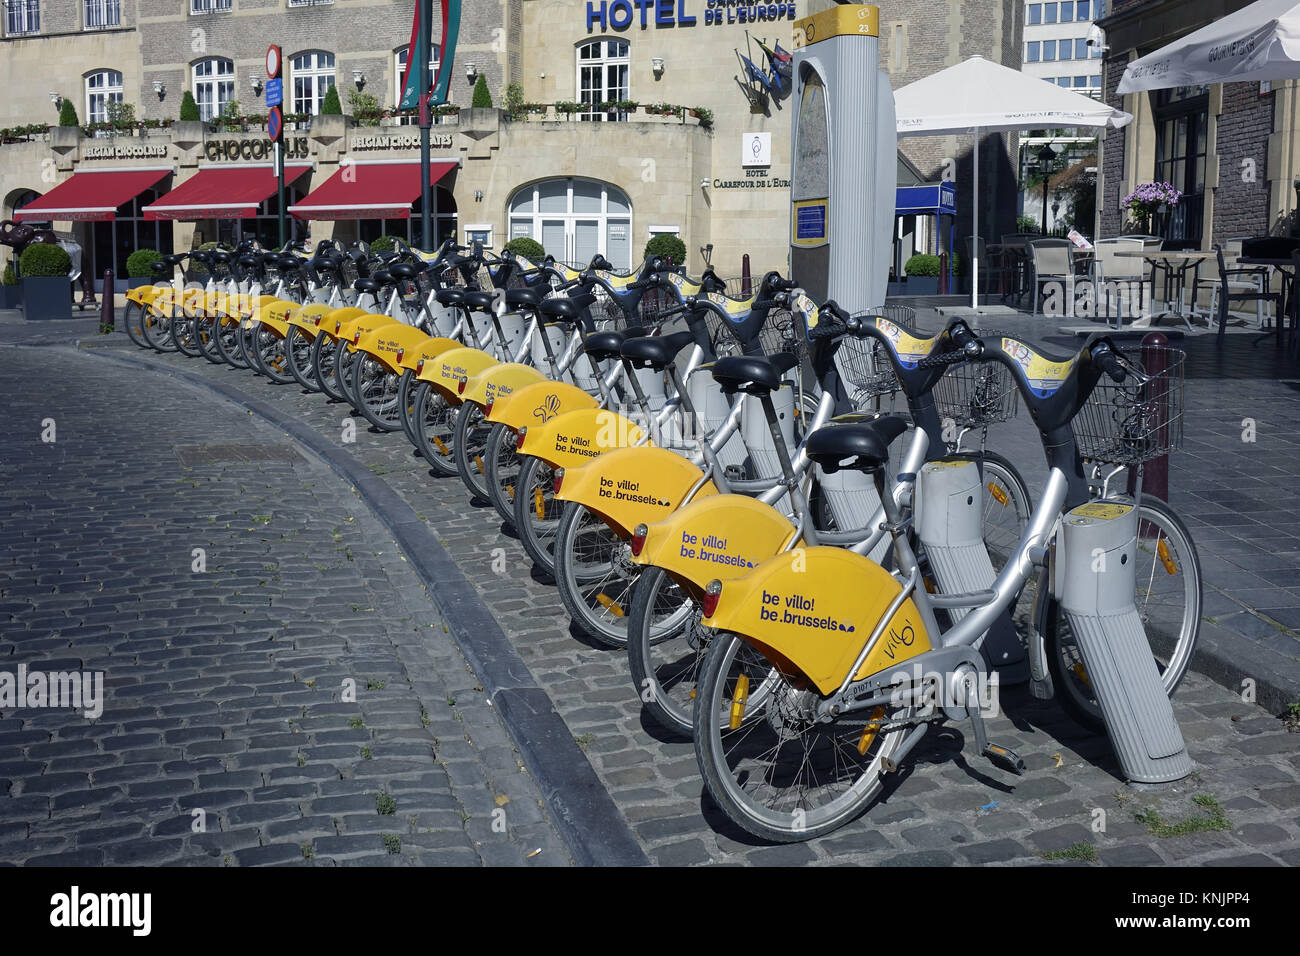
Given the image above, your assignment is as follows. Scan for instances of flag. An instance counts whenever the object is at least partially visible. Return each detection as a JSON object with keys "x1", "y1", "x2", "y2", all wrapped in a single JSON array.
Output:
[
  {"x1": 756, "y1": 38, "x2": 792, "y2": 81},
  {"x1": 399, "y1": 0, "x2": 461, "y2": 110},
  {"x1": 740, "y1": 54, "x2": 775, "y2": 96}
]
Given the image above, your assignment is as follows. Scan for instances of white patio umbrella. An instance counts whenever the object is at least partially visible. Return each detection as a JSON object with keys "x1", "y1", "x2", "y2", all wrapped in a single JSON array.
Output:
[
  {"x1": 1118, "y1": 0, "x2": 1300, "y2": 94},
  {"x1": 894, "y1": 56, "x2": 1133, "y2": 309}
]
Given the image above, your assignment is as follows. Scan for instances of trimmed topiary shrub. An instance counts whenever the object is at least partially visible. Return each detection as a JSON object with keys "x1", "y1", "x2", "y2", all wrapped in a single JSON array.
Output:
[
  {"x1": 19, "y1": 243, "x2": 72, "y2": 278},
  {"x1": 903, "y1": 254, "x2": 940, "y2": 277},
  {"x1": 180, "y1": 91, "x2": 201, "y2": 122},
  {"x1": 471, "y1": 75, "x2": 492, "y2": 109},
  {"x1": 320, "y1": 85, "x2": 342, "y2": 115},
  {"x1": 503, "y1": 237, "x2": 545, "y2": 260},
  {"x1": 368, "y1": 235, "x2": 403, "y2": 253},
  {"x1": 3, "y1": 263, "x2": 16, "y2": 285},
  {"x1": 126, "y1": 248, "x2": 164, "y2": 278},
  {"x1": 644, "y1": 233, "x2": 686, "y2": 266},
  {"x1": 58, "y1": 99, "x2": 79, "y2": 127}
]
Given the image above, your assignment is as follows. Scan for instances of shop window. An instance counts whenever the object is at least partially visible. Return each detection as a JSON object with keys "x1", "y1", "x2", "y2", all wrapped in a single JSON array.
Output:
[
  {"x1": 576, "y1": 39, "x2": 629, "y2": 122},
  {"x1": 85, "y1": 69, "x2": 123, "y2": 124},
  {"x1": 1153, "y1": 86, "x2": 1209, "y2": 246},
  {"x1": 192, "y1": 57, "x2": 234, "y2": 121},
  {"x1": 292, "y1": 50, "x2": 336, "y2": 116}
]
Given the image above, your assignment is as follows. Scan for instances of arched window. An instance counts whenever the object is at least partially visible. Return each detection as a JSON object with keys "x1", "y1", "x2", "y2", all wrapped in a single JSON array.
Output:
[
  {"x1": 576, "y1": 39, "x2": 629, "y2": 122},
  {"x1": 291, "y1": 50, "x2": 336, "y2": 116},
  {"x1": 85, "y1": 69, "x2": 123, "y2": 124},
  {"x1": 192, "y1": 57, "x2": 234, "y2": 121},
  {"x1": 394, "y1": 45, "x2": 443, "y2": 125},
  {"x1": 508, "y1": 178, "x2": 632, "y2": 269}
]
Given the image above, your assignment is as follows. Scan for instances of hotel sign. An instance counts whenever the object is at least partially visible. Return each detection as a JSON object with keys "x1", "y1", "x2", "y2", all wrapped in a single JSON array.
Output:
[{"x1": 585, "y1": 0, "x2": 796, "y2": 30}]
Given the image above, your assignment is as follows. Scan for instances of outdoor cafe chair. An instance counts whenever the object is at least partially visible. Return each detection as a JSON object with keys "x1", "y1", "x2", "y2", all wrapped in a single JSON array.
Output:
[
  {"x1": 1028, "y1": 238, "x2": 1077, "y2": 316},
  {"x1": 1091, "y1": 237, "x2": 1146, "y2": 329},
  {"x1": 1194, "y1": 238, "x2": 1272, "y2": 330},
  {"x1": 1211, "y1": 243, "x2": 1285, "y2": 346},
  {"x1": 965, "y1": 236, "x2": 1013, "y2": 299}
]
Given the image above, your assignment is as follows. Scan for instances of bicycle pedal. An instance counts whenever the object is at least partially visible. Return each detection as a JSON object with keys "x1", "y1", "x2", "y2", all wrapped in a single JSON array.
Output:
[{"x1": 981, "y1": 743, "x2": 1026, "y2": 776}]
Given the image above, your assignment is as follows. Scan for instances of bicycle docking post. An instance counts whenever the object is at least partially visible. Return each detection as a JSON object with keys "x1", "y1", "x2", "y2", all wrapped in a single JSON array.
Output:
[
  {"x1": 1057, "y1": 500, "x2": 1192, "y2": 783},
  {"x1": 916, "y1": 459, "x2": 1026, "y2": 679}
]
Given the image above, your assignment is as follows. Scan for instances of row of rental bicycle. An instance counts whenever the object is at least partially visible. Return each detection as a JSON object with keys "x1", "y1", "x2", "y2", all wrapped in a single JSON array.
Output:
[{"x1": 123, "y1": 236, "x2": 1202, "y2": 843}]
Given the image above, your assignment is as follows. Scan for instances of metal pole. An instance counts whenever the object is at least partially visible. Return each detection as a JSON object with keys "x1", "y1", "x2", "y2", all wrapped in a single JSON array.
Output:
[
  {"x1": 419, "y1": 0, "x2": 433, "y2": 250},
  {"x1": 1127, "y1": 330, "x2": 1169, "y2": 503},
  {"x1": 276, "y1": 141, "x2": 286, "y2": 248}
]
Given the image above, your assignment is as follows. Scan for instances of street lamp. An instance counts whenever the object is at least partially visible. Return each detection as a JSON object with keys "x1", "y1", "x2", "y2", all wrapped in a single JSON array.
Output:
[{"x1": 1036, "y1": 143, "x2": 1061, "y2": 235}]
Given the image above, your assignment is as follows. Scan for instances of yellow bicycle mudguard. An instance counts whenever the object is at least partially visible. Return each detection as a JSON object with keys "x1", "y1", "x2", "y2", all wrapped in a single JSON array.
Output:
[
  {"x1": 414, "y1": 345, "x2": 499, "y2": 402},
  {"x1": 632, "y1": 494, "x2": 795, "y2": 591},
  {"x1": 488, "y1": 379, "x2": 598, "y2": 428},
  {"x1": 400, "y1": 335, "x2": 462, "y2": 372},
  {"x1": 335, "y1": 312, "x2": 397, "y2": 348},
  {"x1": 461, "y1": 363, "x2": 546, "y2": 411},
  {"x1": 556, "y1": 446, "x2": 716, "y2": 539},
  {"x1": 310, "y1": 306, "x2": 367, "y2": 341},
  {"x1": 287, "y1": 302, "x2": 333, "y2": 336},
  {"x1": 354, "y1": 324, "x2": 433, "y2": 375},
  {"x1": 517, "y1": 406, "x2": 645, "y2": 468},
  {"x1": 255, "y1": 299, "x2": 296, "y2": 337},
  {"x1": 702, "y1": 547, "x2": 931, "y2": 696}
]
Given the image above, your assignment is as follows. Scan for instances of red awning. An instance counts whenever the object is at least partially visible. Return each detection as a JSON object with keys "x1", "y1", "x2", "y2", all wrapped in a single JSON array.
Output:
[
  {"x1": 288, "y1": 160, "x2": 458, "y2": 221},
  {"x1": 14, "y1": 167, "x2": 173, "y2": 222},
  {"x1": 143, "y1": 164, "x2": 313, "y2": 221}
]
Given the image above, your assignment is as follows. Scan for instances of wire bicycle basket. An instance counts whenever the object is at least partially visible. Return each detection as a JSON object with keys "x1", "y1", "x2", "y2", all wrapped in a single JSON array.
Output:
[
  {"x1": 933, "y1": 343, "x2": 1020, "y2": 428},
  {"x1": 1072, "y1": 345, "x2": 1185, "y2": 466},
  {"x1": 833, "y1": 305, "x2": 920, "y2": 406}
]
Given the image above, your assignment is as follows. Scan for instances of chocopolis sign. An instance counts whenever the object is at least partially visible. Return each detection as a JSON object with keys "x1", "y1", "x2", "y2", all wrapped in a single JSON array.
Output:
[
  {"x1": 586, "y1": 0, "x2": 796, "y2": 30},
  {"x1": 204, "y1": 137, "x2": 310, "y2": 161}
]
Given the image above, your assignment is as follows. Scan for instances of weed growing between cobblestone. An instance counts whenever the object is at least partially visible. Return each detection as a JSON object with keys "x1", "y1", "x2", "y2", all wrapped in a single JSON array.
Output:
[
  {"x1": 1284, "y1": 702, "x2": 1300, "y2": 733},
  {"x1": 348, "y1": 716, "x2": 365, "y2": 729},
  {"x1": 1136, "y1": 794, "x2": 1231, "y2": 837},
  {"x1": 382, "y1": 833, "x2": 401, "y2": 854},
  {"x1": 301, "y1": 844, "x2": 314, "y2": 860},
  {"x1": 297, "y1": 752, "x2": 306, "y2": 767},
  {"x1": 366, "y1": 678, "x2": 386, "y2": 690},
  {"x1": 574, "y1": 733, "x2": 595, "y2": 751},
  {"x1": 376, "y1": 792, "x2": 397, "y2": 815},
  {"x1": 421, "y1": 707, "x2": 431, "y2": 728},
  {"x1": 361, "y1": 746, "x2": 373, "y2": 760},
  {"x1": 1041, "y1": 843, "x2": 1097, "y2": 862}
]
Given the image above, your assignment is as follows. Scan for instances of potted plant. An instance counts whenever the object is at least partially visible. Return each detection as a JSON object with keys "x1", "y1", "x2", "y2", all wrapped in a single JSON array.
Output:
[
  {"x1": 902, "y1": 253, "x2": 942, "y2": 295},
  {"x1": 348, "y1": 90, "x2": 383, "y2": 127},
  {"x1": 644, "y1": 233, "x2": 687, "y2": 268},
  {"x1": 521, "y1": 103, "x2": 549, "y2": 120},
  {"x1": 554, "y1": 101, "x2": 582, "y2": 119},
  {"x1": 691, "y1": 105, "x2": 713, "y2": 129},
  {"x1": 1122, "y1": 181, "x2": 1181, "y2": 234},
  {"x1": 126, "y1": 249, "x2": 164, "y2": 290},
  {"x1": 615, "y1": 99, "x2": 639, "y2": 114},
  {"x1": 107, "y1": 100, "x2": 137, "y2": 136},
  {"x1": 19, "y1": 242, "x2": 73, "y2": 321},
  {"x1": 0, "y1": 261, "x2": 20, "y2": 309},
  {"x1": 503, "y1": 236, "x2": 545, "y2": 260},
  {"x1": 52, "y1": 99, "x2": 82, "y2": 151}
]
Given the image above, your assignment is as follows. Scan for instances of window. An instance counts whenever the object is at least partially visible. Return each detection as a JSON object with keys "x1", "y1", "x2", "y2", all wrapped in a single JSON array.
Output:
[
  {"x1": 1028, "y1": 3, "x2": 1041, "y2": 25},
  {"x1": 394, "y1": 45, "x2": 442, "y2": 123},
  {"x1": 1075, "y1": 38, "x2": 1089, "y2": 58},
  {"x1": 1090, "y1": 42, "x2": 1103, "y2": 58},
  {"x1": 5, "y1": 0, "x2": 39, "y2": 35},
  {"x1": 1026, "y1": 41, "x2": 1040, "y2": 62},
  {"x1": 191, "y1": 0, "x2": 231, "y2": 13},
  {"x1": 85, "y1": 70, "x2": 123, "y2": 124},
  {"x1": 1074, "y1": 76, "x2": 1088, "y2": 87},
  {"x1": 509, "y1": 178, "x2": 633, "y2": 269},
  {"x1": 1061, "y1": 2, "x2": 1073, "y2": 21},
  {"x1": 1154, "y1": 86, "x2": 1209, "y2": 245},
  {"x1": 192, "y1": 57, "x2": 234, "y2": 121},
  {"x1": 1076, "y1": 0, "x2": 1090, "y2": 19},
  {"x1": 1059, "y1": 41, "x2": 1072, "y2": 60},
  {"x1": 576, "y1": 39, "x2": 629, "y2": 122},
  {"x1": 1044, "y1": 2, "x2": 1057, "y2": 23},
  {"x1": 1057, "y1": 77, "x2": 1072, "y2": 87},
  {"x1": 291, "y1": 50, "x2": 336, "y2": 116},
  {"x1": 1089, "y1": 75, "x2": 1101, "y2": 87},
  {"x1": 83, "y1": 0, "x2": 119, "y2": 28},
  {"x1": 1043, "y1": 39, "x2": 1057, "y2": 61}
]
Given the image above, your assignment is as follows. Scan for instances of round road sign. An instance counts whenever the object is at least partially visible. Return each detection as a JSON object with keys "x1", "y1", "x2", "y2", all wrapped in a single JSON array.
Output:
[{"x1": 267, "y1": 106, "x2": 282, "y2": 141}]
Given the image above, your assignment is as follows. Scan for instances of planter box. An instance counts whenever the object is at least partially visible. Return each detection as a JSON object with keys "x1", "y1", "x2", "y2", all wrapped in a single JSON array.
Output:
[
  {"x1": 170, "y1": 120, "x2": 206, "y2": 151},
  {"x1": 902, "y1": 277, "x2": 939, "y2": 295},
  {"x1": 127, "y1": 276, "x2": 157, "y2": 290},
  {"x1": 50, "y1": 126, "x2": 81, "y2": 154},
  {"x1": 21, "y1": 276, "x2": 73, "y2": 321},
  {"x1": 0, "y1": 284, "x2": 21, "y2": 309},
  {"x1": 886, "y1": 281, "x2": 907, "y2": 298}
]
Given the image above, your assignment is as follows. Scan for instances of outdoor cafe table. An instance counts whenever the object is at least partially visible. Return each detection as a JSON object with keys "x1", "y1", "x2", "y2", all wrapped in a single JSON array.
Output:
[{"x1": 1115, "y1": 249, "x2": 1218, "y2": 331}]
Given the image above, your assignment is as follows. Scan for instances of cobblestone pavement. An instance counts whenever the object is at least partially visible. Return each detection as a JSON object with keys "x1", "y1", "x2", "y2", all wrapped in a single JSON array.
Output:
[
  {"x1": 48, "y1": 315, "x2": 1298, "y2": 867},
  {"x1": 0, "y1": 341, "x2": 570, "y2": 867}
]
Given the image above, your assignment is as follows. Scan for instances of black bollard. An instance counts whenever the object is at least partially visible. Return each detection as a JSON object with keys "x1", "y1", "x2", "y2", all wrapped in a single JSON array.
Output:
[
  {"x1": 1127, "y1": 330, "x2": 1169, "y2": 503},
  {"x1": 741, "y1": 253, "x2": 752, "y2": 297},
  {"x1": 98, "y1": 269, "x2": 114, "y2": 334},
  {"x1": 938, "y1": 252, "x2": 949, "y2": 295}
]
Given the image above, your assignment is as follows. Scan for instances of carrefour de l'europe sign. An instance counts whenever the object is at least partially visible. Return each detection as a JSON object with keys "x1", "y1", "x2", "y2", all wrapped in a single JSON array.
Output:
[{"x1": 585, "y1": 0, "x2": 797, "y2": 30}]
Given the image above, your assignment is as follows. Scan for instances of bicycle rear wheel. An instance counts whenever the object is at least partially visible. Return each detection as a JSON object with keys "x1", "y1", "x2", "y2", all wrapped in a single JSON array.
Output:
[
  {"x1": 313, "y1": 336, "x2": 345, "y2": 400},
  {"x1": 554, "y1": 502, "x2": 641, "y2": 647},
  {"x1": 255, "y1": 326, "x2": 295, "y2": 384},
  {"x1": 694, "y1": 632, "x2": 912, "y2": 843},
  {"x1": 411, "y1": 381, "x2": 459, "y2": 477},
  {"x1": 454, "y1": 402, "x2": 494, "y2": 503},
  {"x1": 626, "y1": 566, "x2": 706, "y2": 736},
  {"x1": 287, "y1": 326, "x2": 319, "y2": 389},
  {"x1": 355, "y1": 355, "x2": 403, "y2": 431},
  {"x1": 1046, "y1": 494, "x2": 1201, "y2": 733},
  {"x1": 216, "y1": 317, "x2": 248, "y2": 368},
  {"x1": 123, "y1": 301, "x2": 149, "y2": 349},
  {"x1": 512, "y1": 454, "x2": 562, "y2": 577},
  {"x1": 484, "y1": 423, "x2": 522, "y2": 525},
  {"x1": 142, "y1": 305, "x2": 177, "y2": 352},
  {"x1": 171, "y1": 311, "x2": 203, "y2": 358}
]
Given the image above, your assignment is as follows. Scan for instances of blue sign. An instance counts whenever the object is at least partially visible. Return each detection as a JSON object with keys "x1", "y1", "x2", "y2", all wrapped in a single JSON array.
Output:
[
  {"x1": 265, "y1": 77, "x2": 283, "y2": 108},
  {"x1": 796, "y1": 203, "x2": 826, "y2": 241},
  {"x1": 895, "y1": 183, "x2": 957, "y2": 216},
  {"x1": 267, "y1": 107, "x2": 282, "y2": 142}
]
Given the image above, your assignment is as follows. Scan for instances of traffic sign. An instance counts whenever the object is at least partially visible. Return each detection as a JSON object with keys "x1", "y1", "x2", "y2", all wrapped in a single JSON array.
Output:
[
  {"x1": 266, "y1": 44, "x2": 281, "y2": 79},
  {"x1": 265, "y1": 77, "x2": 282, "y2": 108},
  {"x1": 267, "y1": 106, "x2": 282, "y2": 142}
]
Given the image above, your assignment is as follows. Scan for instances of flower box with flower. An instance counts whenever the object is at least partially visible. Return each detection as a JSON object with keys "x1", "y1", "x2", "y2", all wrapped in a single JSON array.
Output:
[{"x1": 1122, "y1": 181, "x2": 1182, "y2": 230}]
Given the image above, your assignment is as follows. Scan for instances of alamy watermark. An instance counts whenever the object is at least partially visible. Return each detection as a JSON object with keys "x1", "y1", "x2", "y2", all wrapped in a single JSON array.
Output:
[{"x1": 0, "y1": 664, "x2": 104, "y2": 719}]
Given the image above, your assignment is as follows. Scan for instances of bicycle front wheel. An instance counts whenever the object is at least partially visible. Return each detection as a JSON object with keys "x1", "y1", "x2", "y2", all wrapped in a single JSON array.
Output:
[
  {"x1": 255, "y1": 326, "x2": 294, "y2": 384},
  {"x1": 287, "y1": 326, "x2": 319, "y2": 389},
  {"x1": 411, "y1": 381, "x2": 459, "y2": 477},
  {"x1": 454, "y1": 401, "x2": 494, "y2": 503},
  {"x1": 554, "y1": 502, "x2": 640, "y2": 648},
  {"x1": 355, "y1": 355, "x2": 403, "y2": 431},
  {"x1": 1046, "y1": 494, "x2": 1202, "y2": 733},
  {"x1": 512, "y1": 454, "x2": 562, "y2": 577},
  {"x1": 123, "y1": 301, "x2": 149, "y2": 349},
  {"x1": 694, "y1": 632, "x2": 911, "y2": 843},
  {"x1": 484, "y1": 423, "x2": 521, "y2": 525},
  {"x1": 142, "y1": 306, "x2": 177, "y2": 352}
]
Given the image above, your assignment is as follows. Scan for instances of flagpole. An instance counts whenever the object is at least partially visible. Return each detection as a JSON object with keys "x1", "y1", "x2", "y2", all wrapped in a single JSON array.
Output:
[{"x1": 419, "y1": 0, "x2": 433, "y2": 250}]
